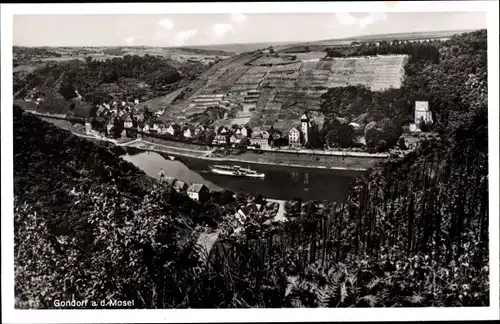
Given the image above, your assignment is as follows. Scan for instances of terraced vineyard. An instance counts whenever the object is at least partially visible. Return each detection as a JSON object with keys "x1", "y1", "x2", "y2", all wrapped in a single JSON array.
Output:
[{"x1": 172, "y1": 52, "x2": 408, "y2": 130}]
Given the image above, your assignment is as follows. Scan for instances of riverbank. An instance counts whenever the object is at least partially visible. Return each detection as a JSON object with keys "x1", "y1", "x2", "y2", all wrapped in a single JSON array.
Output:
[
  {"x1": 123, "y1": 139, "x2": 379, "y2": 171},
  {"x1": 69, "y1": 131, "x2": 386, "y2": 171},
  {"x1": 29, "y1": 111, "x2": 388, "y2": 171}
]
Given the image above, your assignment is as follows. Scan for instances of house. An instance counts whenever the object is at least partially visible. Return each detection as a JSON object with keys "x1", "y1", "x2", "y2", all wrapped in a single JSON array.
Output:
[
  {"x1": 183, "y1": 125, "x2": 195, "y2": 138},
  {"x1": 260, "y1": 130, "x2": 270, "y2": 140},
  {"x1": 173, "y1": 180, "x2": 188, "y2": 192},
  {"x1": 134, "y1": 99, "x2": 139, "y2": 104},
  {"x1": 158, "y1": 123, "x2": 168, "y2": 135},
  {"x1": 166, "y1": 123, "x2": 180, "y2": 136},
  {"x1": 414, "y1": 101, "x2": 433, "y2": 124},
  {"x1": 85, "y1": 117, "x2": 95, "y2": 135},
  {"x1": 217, "y1": 126, "x2": 229, "y2": 135},
  {"x1": 152, "y1": 121, "x2": 165, "y2": 133},
  {"x1": 187, "y1": 183, "x2": 210, "y2": 202},
  {"x1": 213, "y1": 134, "x2": 229, "y2": 145},
  {"x1": 230, "y1": 134, "x2": 242, "y2": 144},
  {"x1": 269, "y1": 130, "x2": 283, "y2": 147},
  {"x1": 96, "y1": 105, "x2": 106, "y2": 116},
  {"x1": 120, "y1": 129, "x2": 128, "y2": 139},
  {"x1": 164, "y1": 176, "x2": 177, "y2": 186},
  {"x1": 155, "y1": 109, "x2": 165, "y2": 117},
  {"x1": 237, "y1": 203, "x2": 263, "y2": 219},
  {"x1": 250, "y1": 134, "x2": 269, "y2": 149},
  {"x1": 135, "y1": 112, "x2": 145, "y2": 122},
  {"x1": 123, "y1": 114, "x2": 134, "y2": 129},
  {"x1": 271, "y1": 131, "x2": 282, "y2": 141},
  {"x1": 195, "y1": 124, "x2": 205, "y2": 136},
  {"x1": 411, "y1": 101, "x2": 433, "y2": 133},
  {"x1": 288, "y1": 127, "x2": 302, "y2": 148}
]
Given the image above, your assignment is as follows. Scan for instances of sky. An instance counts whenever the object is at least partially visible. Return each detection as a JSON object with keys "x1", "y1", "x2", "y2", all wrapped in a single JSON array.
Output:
[{"x1": 13, "y1": 12, "x2": 487, "y2": 47}]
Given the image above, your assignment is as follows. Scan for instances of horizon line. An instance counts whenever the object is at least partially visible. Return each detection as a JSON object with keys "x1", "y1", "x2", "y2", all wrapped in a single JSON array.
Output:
[{"x1": 12, "y1": 28, "x2": 482, "y2": 49}]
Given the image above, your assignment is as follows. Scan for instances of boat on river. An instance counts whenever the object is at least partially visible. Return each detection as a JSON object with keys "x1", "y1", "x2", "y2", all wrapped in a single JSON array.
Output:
[{"x1": 209, "y1": 165, "x2": 265, "y2": 179}]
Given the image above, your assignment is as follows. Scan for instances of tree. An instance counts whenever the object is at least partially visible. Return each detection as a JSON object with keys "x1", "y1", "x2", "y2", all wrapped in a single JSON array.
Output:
[
  {"x1": 419, "y1": 118, "x2": 430, "y2": 132},
  {"x1": 398, "y1": 137, "x2": 407, "y2": 150},
  {"x1": 239, "y1": 136, "x2": 251, "y2": 147},
  {"x1": 204, "y1": 130, "x2": 216, "y2": 144},
  {"x1": 143, "y1": 105, "x2": 153, "y2": 120},
  {"x1": 325, "y1": 123, "x2": 354, "y2": 148},
  {"x1": 364, "y1": 122, "x2": 382, "y2": 148},
  {"x1": 326, "y1": 48, "x2": 345, "y2": 58}
]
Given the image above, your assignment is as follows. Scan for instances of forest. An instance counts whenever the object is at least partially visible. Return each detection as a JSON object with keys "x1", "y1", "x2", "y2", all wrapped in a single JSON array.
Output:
[
  {"x1": 13, "y1": 54, "x2": 207, "y2": 114},
  {"x1": 319, "y1": 30, "x2": 487, "y2": 149},
  {"x1": 14, "y1": 30, "x2": 488, "y2": 308}
]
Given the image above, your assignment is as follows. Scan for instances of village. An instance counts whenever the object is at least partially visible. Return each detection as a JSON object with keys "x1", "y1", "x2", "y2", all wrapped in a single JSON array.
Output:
[
  {"x1": 84, "y1": 97, "x2": 434, "y2": 153},
  {"x1": 158, "y1": 173, "x2": 286, "y2": 231},
  {"x1": 83, "y1": 98, "x2": 332, "y2": 150}
]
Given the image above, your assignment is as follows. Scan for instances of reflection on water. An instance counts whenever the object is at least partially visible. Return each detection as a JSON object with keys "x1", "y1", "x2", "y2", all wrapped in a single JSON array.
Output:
[
  {"x1": 121, "y1": 150, "x2": 221, "y2": 191},
  {"x1": 121, "y1": 147, "x2": 364, "y2": 201}
]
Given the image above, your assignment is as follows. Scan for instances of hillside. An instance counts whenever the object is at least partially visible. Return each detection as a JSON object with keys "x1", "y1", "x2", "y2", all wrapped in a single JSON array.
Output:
[
  {"x1": 13, "y1": 54, "x2": 208, "y2": 117},
  {"x1": 162, "y1": 29, "x2": 485, "y2": 134},
  {"x1": 13, "y1": 106, "x2": 239, "y2": 308},
  {"x1": 170, "y1": 52, "x2": 407, "y2": 130},
  {"x1": 13, "y1": 28, "x2": 489, "y2": 306}
]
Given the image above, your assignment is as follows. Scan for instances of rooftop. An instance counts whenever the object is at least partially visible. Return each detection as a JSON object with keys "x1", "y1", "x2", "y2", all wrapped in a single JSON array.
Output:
[
  {"x1": 173, "y1": 180, "x2": 187, "y2": 190},
  {"x1": 187, "y1": 183, "x2": 208, "y2": 193}
]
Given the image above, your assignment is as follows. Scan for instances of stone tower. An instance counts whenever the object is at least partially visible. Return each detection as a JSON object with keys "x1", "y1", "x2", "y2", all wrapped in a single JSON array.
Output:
[{"x1": 300, "y1": 113, "x2": 310, "y2": 145}]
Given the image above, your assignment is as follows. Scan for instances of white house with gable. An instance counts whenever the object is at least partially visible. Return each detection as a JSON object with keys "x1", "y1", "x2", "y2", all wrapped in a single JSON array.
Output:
[
  {"x1": 414, "y1": 101, "x2": 433, "y2": 124},
  {"x1": 410, "y1": 101, "x2": 433, "y2": 132}
]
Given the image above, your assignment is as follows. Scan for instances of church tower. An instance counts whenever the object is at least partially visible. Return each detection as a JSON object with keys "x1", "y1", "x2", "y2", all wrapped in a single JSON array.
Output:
[{"x1": 300, "y1": 113, "x2": 310, "y2": 145}]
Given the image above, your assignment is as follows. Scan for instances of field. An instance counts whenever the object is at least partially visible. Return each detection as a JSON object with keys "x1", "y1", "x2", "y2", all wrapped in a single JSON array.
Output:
[
  {"x1": 167, "y1": 50, "x2": 407, "y2": 130},
  {"x1": 15, "y1": 46, "x2": 231, "y2": 68}
]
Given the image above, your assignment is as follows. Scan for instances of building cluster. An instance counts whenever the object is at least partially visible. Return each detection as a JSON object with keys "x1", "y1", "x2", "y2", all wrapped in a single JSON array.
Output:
[
  {"x1": 287, "y1": 112, "x2": 316, "y2": 148},
  {"x1": 85, "y1": 100, "x2": 211, "y2": 140},
  {"x1": 84, "y1": 96, "x2": 318, "y2": 150},
  {"x1": 22, "y1": 88, "x2": 44, "y2": 104},
  {"x1": 163, "y1": 177, "x2": 211, "y2": 203},
  {"x1": 213, "y1": 112, "x2": 317, "y2": 150}
]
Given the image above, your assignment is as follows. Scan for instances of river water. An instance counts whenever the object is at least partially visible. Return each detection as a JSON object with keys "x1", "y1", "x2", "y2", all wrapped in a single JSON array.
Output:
[{"x1": 121, "y1": 148, "x2": 364, "y2": 201}]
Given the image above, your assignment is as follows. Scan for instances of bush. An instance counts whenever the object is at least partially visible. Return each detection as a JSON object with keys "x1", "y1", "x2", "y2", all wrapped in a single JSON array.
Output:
[
  {"x1": 419, "y1": 119, "x2": 431, "y2": 132},
  {"x1": 376, "y1": 140, "x2": 388, "y2": 152}
]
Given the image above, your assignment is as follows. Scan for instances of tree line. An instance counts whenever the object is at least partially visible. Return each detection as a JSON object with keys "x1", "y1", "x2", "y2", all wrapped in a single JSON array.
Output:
[{"x1": 14, "y1": 54, "x2": 207, "y2": 106}]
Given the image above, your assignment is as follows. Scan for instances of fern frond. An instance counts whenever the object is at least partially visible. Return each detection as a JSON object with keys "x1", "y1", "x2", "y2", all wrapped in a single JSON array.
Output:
[
  {"x1": 366, "y1": 277, "x2": 381, "y2": 291},
  {"x1": 291, "y1": 298, "x2": 303, "y2": 308},
  {"x1": 360, "y1": 294, "x2": 379, "y2": 307},
  {"x1": 406, "y1": 294, "x2": 425, "y2": 305},
  {"x1": 315, "y1": 286, "x2": 331, "y2": 308},
  {"x1": 285, "y1": 276, "x2": 300, "y2": 297},
  {"x1": 340, "y1": 282, "x2": 348, "y2": 304}
]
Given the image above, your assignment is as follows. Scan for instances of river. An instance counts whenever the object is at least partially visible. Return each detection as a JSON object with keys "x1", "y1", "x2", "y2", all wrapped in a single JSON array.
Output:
[{"x1": 121, "y1": 148, "x2": 364, "y2": 201}]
